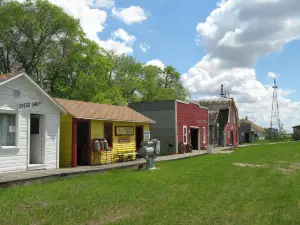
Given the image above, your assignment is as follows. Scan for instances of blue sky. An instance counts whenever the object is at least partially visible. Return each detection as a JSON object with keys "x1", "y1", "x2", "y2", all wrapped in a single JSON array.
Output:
[
  {"x1": 255, "y1": 40, "x2": 300, "y2": 101},
  {"x1": 99, "y1": 0, "x2": 300, "y2": 102},
  {"x1": 40, "y1": 0, "x2": 300, "y2": 129},
  {"x1": 100, "y1": 0, "x2": 215, "y2": 73}
]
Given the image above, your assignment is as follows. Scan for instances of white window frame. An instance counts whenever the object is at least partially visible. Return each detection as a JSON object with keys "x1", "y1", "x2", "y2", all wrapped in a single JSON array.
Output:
[
  {"x1": 228, "y1": 109, "x2": 231, "y2": 123},
  {"x1": 183, "y1": 125, "x2": 187, "y2": 144},
  {"x1": 203, "y1": 127, "x2": 206, "y2": 144},
  {"x1": 0, "y1": 109, "x2": 19, "y2": 149}
]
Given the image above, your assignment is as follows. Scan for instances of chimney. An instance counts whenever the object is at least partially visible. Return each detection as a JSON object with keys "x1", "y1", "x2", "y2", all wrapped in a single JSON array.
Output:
[{"x1": 220, "y1": 84, "x2": 225, "y2": 98}]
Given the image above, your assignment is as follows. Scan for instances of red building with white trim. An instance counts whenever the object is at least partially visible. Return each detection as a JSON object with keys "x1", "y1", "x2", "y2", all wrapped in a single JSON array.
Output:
[
  {"x1": 129, "y1": 100, "x2": 209, "y2": 155},
  {"x1": 176, "y1": 101, "x2": 209, "y2": 151}
]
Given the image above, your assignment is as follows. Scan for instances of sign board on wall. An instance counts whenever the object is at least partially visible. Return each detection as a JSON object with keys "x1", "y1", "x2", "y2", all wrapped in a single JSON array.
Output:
[
  {"x1": 118, "y1": 137, "x2": 131, "y2": 143},
  {"x1": 196, "y1": 120, "x2": 207, "y2": 123},
  {"x1": 18, "y1": 101, "x2": 42, "y2": 110},
  {"x1": 115, "y1": 126, "x2": 134, "y2": 136},
  {"x1": 144, "y1": 131, "x2": 151, "y2": 141}
]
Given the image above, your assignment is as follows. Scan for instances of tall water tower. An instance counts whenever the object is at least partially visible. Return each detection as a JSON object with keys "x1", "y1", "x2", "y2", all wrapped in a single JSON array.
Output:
[{"x1": 270, "y1": 79, "x2": 281, "y2": 139}]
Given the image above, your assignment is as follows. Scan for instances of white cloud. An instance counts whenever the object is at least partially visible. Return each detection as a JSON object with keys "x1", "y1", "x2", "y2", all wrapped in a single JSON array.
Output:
[
  {"x1": 99, "y1": 39, "x2": 134, "y2": 55},
  {"x1": 100, "y1": 29, "x2": 136, "y2": 55},
  {"x1": 146, "y1": 59, "x2": 165, "y2": 70},
  {"x1": 112, "y1": 6, "x2": 147, "y2": 24},
  {"x1": 183, "y1": 0, "x2": 300, "y2": 131},
  {"x1": 43, "y1": 0, "x2": 107, "y2": 43},
  {"x1": 268, "y1": 72, "x2": 280, "y2": 79},
  {"x1": 111, "y1": 28, "x2": 136, "y2": 44},
  {"x1": 87, "y1": 0, "x2": 115, "y2": 9},
  {"x1": 14, "y1": 0, "x2": 139, "y2": 55},
  {"x1": 140, "y1": 43, "x2": 150, "y2": 53}
]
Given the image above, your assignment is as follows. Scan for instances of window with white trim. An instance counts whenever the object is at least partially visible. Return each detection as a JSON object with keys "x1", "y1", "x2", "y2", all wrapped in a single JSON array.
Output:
[
  {"x1": 203, "y1": 127, "x2": 206, "y2": 144},
  {"x1": 228, "y1": 109, "x2": 231, "y2": 123},
  {"x1": 0, "y1": 114, "x2": 16, "y2": 146},
  {"x1": 183, "y1": 126, "x2": 187, "y2": 144}
]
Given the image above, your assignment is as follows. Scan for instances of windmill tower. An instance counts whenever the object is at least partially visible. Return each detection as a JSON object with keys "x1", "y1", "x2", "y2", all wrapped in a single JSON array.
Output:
[{"x1": 270, "y1": 79, "x2": 281, "y2": 139}]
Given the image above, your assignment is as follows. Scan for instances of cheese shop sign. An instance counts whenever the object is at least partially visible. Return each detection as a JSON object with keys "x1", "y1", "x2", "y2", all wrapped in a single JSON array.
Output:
[{"x1": 19, "y1": 101, "x2": 42, "y2": 109}]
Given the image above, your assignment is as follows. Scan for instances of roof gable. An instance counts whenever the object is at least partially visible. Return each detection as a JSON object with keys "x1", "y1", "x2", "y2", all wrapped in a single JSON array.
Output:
[
  {"x1": 0, "y1": 72, "x2": 24, "y2": 85},
  {"x1": 0, "y1": 72, "x2": 66, "y2": 113}
]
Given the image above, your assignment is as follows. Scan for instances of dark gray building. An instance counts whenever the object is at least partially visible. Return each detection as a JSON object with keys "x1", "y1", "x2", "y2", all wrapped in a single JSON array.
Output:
[
  {"x1": 293, "y1": 125, "x2": 300, "y2": 141},
  {"x1": 129, "y1": 101, "x2": 177, "y2": 155}
]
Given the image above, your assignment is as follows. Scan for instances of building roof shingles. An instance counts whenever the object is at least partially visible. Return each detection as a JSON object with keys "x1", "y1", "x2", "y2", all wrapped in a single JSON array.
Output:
[
  {"x1": 194, "y1": 99, "x2": 231, "y2": 111},
  {"x1": 0, "y1": 72, "x2": 22, "y2": 82},
  {"x1": 240, "y1": 119, "x2": 265, "y2": 132},
  {"x1": 56, "y1": 98, "x2": 155, "y2": 123}
]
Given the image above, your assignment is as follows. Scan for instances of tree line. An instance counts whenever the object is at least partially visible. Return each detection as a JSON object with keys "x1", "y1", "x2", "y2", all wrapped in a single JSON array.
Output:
[{"x1": 0, "y1": 0, "x2": 190, "y2": 105}]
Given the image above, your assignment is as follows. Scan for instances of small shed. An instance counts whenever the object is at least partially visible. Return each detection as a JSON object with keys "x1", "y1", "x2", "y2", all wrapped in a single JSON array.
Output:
[
  {"x1": 293, "y1": 125, "x2": 300, "y2": 141},
  {"x1": 239, "y1": 118, "x2": 266, "y2": 143},
  {"x1": 0, "y1": 72, "x2": 66, "y2": 173},
  {"x1": 56, "y1": 99, "x2": 155, "y2": 168},
  {"x1": 129, "y1": 100, "x2": 209, "y2": 155}
]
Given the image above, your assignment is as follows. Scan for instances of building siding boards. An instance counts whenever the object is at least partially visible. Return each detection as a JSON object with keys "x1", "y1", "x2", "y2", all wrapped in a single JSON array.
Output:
[
  {"x1": 59, "y1": 116, "x2": 150, "y2": 167},
  {"x1": 129, "y1": 101, "x2": 176, "y2": 155},
  {"x1": 225, "y1": 102, "x2": 239, "y2": 146},
  {"x1": 176, "y1": 102, "x2": 209, "y2": 150},
  {"x1": 129, "y1": 100, "x2": 209, "y2": 154},
  {"x1": 0, "y1": 75, "x2": 61, "y2": 173},
  {"x1": 196, "y1": 99, "x2": 239, "y2": 147},
  {"x1": 91, "y1": 121, "x2": 149, "y2": 164},
  {"x1": 59, "y1": 114, "x2": 73, "y2": 168}
]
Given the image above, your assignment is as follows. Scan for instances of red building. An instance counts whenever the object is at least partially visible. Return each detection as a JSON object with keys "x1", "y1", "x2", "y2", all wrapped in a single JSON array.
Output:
[
  {"x1": 177, "y1": 101, "x2": 209, "y2": 151},
  {"x1": 129, "y1": 100, "x2": 209, "y2": 155},
  {"x1": 196, "y1": 98, "x2": 239, "y2": 147},
  {"x1": 225, "y1": 99, "x2": 239, "y2": 146}
]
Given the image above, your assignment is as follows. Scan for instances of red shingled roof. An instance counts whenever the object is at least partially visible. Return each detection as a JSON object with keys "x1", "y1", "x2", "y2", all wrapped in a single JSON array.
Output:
[{"x1": 56, "y1": 98, "x2": 155, "y2": 123}]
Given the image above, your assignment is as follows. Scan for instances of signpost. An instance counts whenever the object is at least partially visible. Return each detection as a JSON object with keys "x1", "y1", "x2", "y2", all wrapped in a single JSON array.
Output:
[
  {"x1": 144, "y1": 131, "x2": 151, "y2": 141},
  {"x1": 118, "y1": 137, "x2": 131, "y2": 143},
  {"x1": 115, "y1": 126, "x2": 134, "y2": 136}
]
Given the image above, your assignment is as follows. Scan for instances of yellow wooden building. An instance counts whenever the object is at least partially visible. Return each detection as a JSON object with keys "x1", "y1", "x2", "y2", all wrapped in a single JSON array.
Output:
[{"x1": 56, "y1": 98, "x2": 155, "y2": 168}]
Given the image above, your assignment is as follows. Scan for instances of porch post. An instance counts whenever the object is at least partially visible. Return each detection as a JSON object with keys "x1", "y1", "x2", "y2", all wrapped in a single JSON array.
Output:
[{"x1": 72, "y1": 118, "x2": 78, "y2": 167}]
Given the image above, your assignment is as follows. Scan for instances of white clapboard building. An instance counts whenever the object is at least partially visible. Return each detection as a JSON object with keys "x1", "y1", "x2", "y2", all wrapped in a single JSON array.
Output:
[{"x1": 0, "y1": 72, "x2": 66, "y2": 173}]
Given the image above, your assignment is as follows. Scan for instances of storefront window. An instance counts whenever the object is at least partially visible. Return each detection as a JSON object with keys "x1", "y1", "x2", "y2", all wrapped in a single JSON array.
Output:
[
  {"x1": 203, "y1": 127, "x2": 206, "y2": 144},
  {"x1": 104, "y1": 123, "x2": 113, "y2": 147},
  {"x1": 0, "y1": 114, "x2": 16, "y2": 146}
]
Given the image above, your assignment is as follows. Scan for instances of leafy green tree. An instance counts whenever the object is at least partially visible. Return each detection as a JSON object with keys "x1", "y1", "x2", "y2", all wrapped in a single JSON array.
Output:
[
  {"x1": 0, "y1": 0, "x2": 84, "y2": 87},
  {"x1": 0, "y1": 0, "x2": 190, "y2": 105},
  {"x1": 138, "y1": 65, "x2": 190, "y2": 102},
  {"x1": 280, "y1": 122, "x2": 288, "y2": 138}
]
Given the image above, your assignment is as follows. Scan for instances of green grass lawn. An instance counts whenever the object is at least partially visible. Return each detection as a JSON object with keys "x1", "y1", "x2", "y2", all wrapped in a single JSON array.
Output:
[
  {"x1": 1, "y1": 143, "x2": 300, "y2": 225},
  {"x1": 244, "y1": 137, "x2": 294, "y2": 145}
]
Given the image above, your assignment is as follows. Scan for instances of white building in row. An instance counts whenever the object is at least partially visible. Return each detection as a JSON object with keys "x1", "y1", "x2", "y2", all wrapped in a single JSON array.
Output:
[{"x1": 0, "y1": 72, "x2": 66, "y2": 173}]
